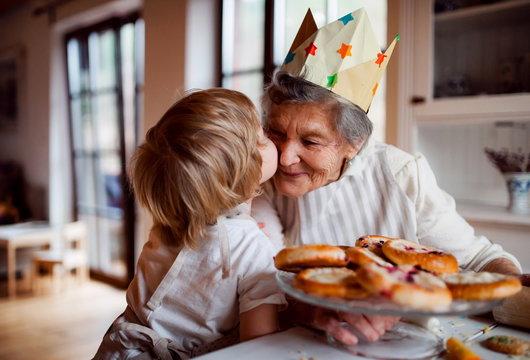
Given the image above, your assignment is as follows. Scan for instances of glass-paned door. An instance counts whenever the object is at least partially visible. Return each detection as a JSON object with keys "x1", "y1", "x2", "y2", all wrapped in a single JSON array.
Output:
[{"x1": 65, "y1": 14, "x2": 144, "y2": 287}]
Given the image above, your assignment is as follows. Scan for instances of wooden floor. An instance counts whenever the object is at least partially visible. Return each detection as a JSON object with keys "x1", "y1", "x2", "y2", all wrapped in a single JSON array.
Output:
[{"x1": 0, "y1": 280, "x2": 126, "y2": 360}]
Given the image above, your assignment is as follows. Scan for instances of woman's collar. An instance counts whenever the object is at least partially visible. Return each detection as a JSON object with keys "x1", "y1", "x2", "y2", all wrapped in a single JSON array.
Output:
[{"x1": 357, "y1": 136, "x2": 375, "y2": 159}]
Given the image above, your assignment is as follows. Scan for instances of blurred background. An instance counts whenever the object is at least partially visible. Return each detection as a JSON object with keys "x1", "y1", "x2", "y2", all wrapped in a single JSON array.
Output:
[{"x1": 0, "y1": 0, "x2": 528, "y2": 358}]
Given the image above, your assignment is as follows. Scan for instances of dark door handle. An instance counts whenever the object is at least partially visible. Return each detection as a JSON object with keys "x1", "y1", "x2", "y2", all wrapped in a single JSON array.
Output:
[{"x1": 411, "y1": 96, "x2": 426, "y2": 104}]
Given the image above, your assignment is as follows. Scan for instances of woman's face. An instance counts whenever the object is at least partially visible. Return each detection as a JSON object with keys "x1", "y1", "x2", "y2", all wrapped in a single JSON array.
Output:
[{"x1": 267, "y1": 103, "x2": 359, "y2": 197}]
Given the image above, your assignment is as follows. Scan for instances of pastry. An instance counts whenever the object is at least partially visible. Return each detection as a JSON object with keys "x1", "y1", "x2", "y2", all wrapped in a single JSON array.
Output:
[
  {"x1": 382, "y1": 238, "x2": 458, "y2": 274},
  {"x1": 446, "y1": 337, "x2": 481, "y2": 360},
  {"x1": 345, "y1": 246, "x2": 393, "y2": 267},
  {"x1": 293, "y1": 267, "x2": 370, "y2": 299},
  {"x1": 274, "y1": 244, "x2": 348, "y2": 272},
  {"x1": 441, "y1": 271, "x2": 522, "y2": 300},
  {"x1": 355, "y1": 235, "x2": 393, "y2": 257},
  {"x1": 356, "y1": 262, "x2": 452, "y2": 310},
  {"x1": 483, "y1": 335, "x2": 529, "y2": 355}
]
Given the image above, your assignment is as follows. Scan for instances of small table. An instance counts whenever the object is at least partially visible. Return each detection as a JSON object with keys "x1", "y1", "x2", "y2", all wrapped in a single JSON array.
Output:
[{"x1": 0, "y1": 222, "x2": 55, "y2": 299}]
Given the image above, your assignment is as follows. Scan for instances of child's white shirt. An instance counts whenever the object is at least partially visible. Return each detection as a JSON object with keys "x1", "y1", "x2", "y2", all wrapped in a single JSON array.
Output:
[{"x1": 93, "y1": 203, "x2": 286, "y2": 359}]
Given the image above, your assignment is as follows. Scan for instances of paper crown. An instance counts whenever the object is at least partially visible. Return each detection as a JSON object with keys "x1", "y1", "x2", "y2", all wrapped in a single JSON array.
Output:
[{"x1": 281, "y1": 8, "x2": 399, "y2": 112}]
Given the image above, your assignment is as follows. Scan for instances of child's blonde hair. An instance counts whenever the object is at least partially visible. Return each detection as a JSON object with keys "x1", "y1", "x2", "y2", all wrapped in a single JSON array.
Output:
[{"x1": 129, "y1": 88, "x2": 263, "y2": 248}]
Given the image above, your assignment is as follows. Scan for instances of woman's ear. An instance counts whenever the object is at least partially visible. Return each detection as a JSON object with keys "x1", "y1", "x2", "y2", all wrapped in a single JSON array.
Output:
[
  {"x1": 345, "y1": 147, "x2": 358, "y2": 160},
  {"x1": 345, "y1": 138, "x2": 366, "y2": 159}
]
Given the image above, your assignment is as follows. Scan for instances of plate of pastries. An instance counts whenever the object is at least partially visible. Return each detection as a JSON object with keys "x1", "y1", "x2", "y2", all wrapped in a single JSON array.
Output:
[{"x1": 275, "y1": 235, "x2": 522, "y2": 317}]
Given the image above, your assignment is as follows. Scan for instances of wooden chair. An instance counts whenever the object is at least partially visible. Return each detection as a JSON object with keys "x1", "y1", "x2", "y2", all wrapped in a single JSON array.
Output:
[{"x1": 31, "y1": 221, "x2": 89, "y2": 294}]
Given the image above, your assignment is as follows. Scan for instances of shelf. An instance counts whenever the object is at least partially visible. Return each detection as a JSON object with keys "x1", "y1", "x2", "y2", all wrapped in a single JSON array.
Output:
[
  {"x1": 435, "y1": 0, "x2": 530, "y2": 35},
  {"x1": 407, "y1": 2, "x2": 530, "y2": 227},
  {"x1": 456, "y1": 201, "x2": 530, "y2": 227},
  {"x1": 432, "y1": 0, "x2": 530, "y2": 99},
  {"x1": 414, "y1": 93, "x2": 530, "y2": 124},
  {"x1": 435, "y1": 0, "x2": 530, "y2": 25}
]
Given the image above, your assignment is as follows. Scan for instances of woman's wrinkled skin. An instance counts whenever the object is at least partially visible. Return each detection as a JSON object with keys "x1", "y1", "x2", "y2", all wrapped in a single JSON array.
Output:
[
  {"x1": 267, "y1": 103, "x2": 359, "y2": 197},
  {"x1": 269, "y1": 102, "x2": 399, "y2": 343}
]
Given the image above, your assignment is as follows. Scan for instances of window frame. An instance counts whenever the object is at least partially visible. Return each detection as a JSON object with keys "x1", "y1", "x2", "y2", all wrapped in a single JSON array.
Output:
[
  {"x1": 64, "y1": 12, "x2": 142, "y2": 288},
  {"x1": 217, "y1": 0, "x2": 275, "y2": 89}
]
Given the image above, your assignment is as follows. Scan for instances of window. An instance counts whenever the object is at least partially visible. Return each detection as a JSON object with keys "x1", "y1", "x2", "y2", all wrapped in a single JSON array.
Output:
[
  {"x1": 65, "y1": 14, "x2": 144, "y2": 286},
  {"x1": 221, "y1": 0, "x2": 387, "y2": 140},
  {"x1": 221, "y1": 0, "x2": 266, "y2": 106}
]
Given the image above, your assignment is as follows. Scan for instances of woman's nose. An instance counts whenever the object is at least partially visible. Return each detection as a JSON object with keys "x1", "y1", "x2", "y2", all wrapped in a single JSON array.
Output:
[{"x1": 278, "y1": 140, "x2": 301, "y2": 166}]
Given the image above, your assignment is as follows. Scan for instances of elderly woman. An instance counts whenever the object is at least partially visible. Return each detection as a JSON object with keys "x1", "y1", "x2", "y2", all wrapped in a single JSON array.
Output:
[{"x1": 252, "y1": 71, "x2": 523, "y2": 344}]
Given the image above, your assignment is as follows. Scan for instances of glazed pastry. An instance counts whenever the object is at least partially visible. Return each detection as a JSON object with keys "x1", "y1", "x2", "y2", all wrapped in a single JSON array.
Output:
[
  {"x1": 345, "y1": 246, "x2": 393, "y2": 267},
  {"x1": 356, "y1": 262, "x2": 452, "y2": 310},
  {"x1": 441, "y1": 271, "x2": 522, "y2": 300},
  {"x1": 274, "y1": 244, "x2": 348, "y2": 272},
  {"x1": 382, "y1": 238, "x2": 458, "y2": 274},
  {"x1": 293, "y1": 267, "x2": 370, "y2": 299},
  {"x1": 355, "y1": 235, "x2": 393, "y2": 257}
]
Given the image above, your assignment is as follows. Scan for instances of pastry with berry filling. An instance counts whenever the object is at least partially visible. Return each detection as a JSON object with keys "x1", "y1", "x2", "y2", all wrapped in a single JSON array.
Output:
[
  {"x1": 345, "y1": 247, "x2": 393, "y2": 267},
  {"x1": 274, "y1": 244, "x2": 348, "y2": 272},
  {"x1": 382, "y1": 238, "x2": 458, "y2": 274},
  {"x1": 355, "y1": 235, "x2": 394, "y2": 257},
  {"x1": 441, "y1": 271, "x2": 522, "y2": 300},
  {"x1": 356, "y1": 263, "x2": 452, "y2": 310},
  {"x1": 293, "y1": 267, "x2": 370, "y2": 299}
]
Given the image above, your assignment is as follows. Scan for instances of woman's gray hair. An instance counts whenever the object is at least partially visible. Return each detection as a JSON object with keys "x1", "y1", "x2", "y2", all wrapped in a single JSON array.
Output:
[{"x1": 261, "y1": 71, "x2": 373, "y2": 147}]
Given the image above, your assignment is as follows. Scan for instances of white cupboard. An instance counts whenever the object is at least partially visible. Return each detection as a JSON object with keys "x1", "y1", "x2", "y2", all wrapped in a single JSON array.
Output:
[{"x1": 387, "y1": 0, "x2": 530, "y2": 271}]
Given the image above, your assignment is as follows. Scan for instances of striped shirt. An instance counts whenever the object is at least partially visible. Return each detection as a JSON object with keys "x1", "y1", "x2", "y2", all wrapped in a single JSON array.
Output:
[{"x1": 252, "y1": 139, "x2": 522, "y2": 272}]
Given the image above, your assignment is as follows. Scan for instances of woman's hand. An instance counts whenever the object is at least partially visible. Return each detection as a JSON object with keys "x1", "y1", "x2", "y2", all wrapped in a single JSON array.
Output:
[
  {"x1": 311, "y1": 307, "x2": 399, "y2": 345},
  {"x1": 517, "y1": 274, "x2": 530, "y2": 287},
  {"x1": 283, "y1": 299, "x2": 399, "y2": 345},
  {"x1": 482, "y1": 258, "x2": 521, "y2": 277}
]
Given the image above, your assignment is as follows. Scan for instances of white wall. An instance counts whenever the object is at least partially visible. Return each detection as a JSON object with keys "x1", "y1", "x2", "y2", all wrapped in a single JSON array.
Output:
[
  {"x1": 143, "y1": 0, "x2": 187, "y2": 132},
  {"x1": 0, "y1": 3, "x2": 51, "y2": 219},
  {"x1": 468, "y1": 221, "x2": 530, "y2": 273}
]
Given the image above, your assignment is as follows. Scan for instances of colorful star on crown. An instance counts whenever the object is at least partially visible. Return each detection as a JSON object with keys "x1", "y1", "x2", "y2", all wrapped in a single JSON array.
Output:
[
  {"x1": 281, "y1": 8, "x2": 399, "y2": 113},
  {"x1": 327, "y1": 73, "x2": 338, "y2": 88},
  {"x1": 337, "y1": 43, "x2": 352, "y2": 59}
]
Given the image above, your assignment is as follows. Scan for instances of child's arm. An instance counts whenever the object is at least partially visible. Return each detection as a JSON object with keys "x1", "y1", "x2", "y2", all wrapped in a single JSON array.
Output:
[{"x1": 239, "y1": 304, "x2": 279, "y2": 342}]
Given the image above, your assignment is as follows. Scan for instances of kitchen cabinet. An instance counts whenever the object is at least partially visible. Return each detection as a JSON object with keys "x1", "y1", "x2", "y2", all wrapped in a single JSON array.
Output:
[
  {"x1": 388, "y1": 0, "x2": 530, "y2": 271},
  {"x1": 407, "y1": 0, "x2": 530, "y2": 205}
]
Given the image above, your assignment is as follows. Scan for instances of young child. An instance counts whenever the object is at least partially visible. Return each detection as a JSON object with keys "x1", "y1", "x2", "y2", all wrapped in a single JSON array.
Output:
[{"x1": 93, "y1": 88, "x2": 285, "y2": 359}]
